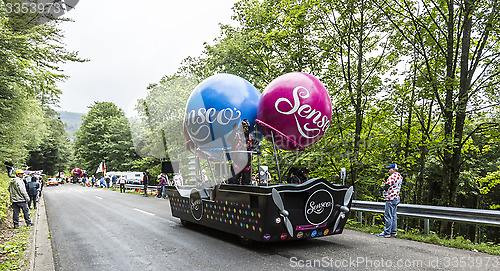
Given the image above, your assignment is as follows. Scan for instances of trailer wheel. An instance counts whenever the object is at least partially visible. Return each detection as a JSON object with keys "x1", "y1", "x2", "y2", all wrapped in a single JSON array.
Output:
[
  {"x1": 180, "y1": 219, "x2": 190, "y2": 227},
  {"x1": 238, "y1": 236, "x2": 253, "y2": 246}
]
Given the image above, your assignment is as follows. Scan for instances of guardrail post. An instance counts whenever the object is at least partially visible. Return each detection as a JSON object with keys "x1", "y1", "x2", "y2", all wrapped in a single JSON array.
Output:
[
  {"x1": 358, "y1": 212, "x2": 363, "y2": 224},
  {"x1": 424, "y1": 219, "x2": 430, "y2": 235}
]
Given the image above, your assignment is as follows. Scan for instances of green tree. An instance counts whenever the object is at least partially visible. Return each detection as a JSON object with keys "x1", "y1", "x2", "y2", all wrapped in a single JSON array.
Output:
[
  {"x1": 377, "y1": 0, "x2": 500, "y2": 209},
  {"x1": 0, "y1": 2, "x2": 84, "y2": 168},
  {"x1": 27, "y1": 108, "x2": 72, "y2": 175},
  {"x1": 74, "y1": 102, "x2": 138, "y2": 173},
  {"x1": 131, "y1": 76, "x2": 197, "y2": 174}
]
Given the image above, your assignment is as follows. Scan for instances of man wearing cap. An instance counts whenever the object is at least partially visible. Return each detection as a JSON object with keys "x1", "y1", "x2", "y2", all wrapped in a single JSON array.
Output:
[
  {"x1": 377, "y1": 163, "x2": 403, "y2": 238},
  {"x1": 8, "y1": 170, "x2": 32, "y2": 228}
]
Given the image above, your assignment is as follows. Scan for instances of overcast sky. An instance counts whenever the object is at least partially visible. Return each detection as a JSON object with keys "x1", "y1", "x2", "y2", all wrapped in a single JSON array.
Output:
[{"x1": 55, "y1": 0, "x2": 238, "y2": 116}]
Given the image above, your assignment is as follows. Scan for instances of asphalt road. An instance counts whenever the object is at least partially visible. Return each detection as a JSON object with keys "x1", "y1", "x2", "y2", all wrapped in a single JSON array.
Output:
[{"x1": 43, "y1": 184, "x2": 500, "y2": 271}]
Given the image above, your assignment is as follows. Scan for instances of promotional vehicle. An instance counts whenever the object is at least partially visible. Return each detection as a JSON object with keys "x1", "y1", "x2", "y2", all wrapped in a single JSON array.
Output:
[
  {"x1": 165, "y1": 73, "x2": 354, "y2": 242},
  {"x1": 166, "y1": 179, "x2": 352, "y2": 242}
]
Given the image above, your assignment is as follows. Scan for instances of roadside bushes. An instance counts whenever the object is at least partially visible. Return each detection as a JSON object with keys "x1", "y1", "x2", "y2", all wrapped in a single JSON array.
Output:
[{"x1": 0, "y1": 174, "x2": 9, "y2": 221}]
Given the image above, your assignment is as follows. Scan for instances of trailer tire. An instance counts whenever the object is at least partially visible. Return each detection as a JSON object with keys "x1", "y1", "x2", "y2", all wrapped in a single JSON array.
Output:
[
  {"x1": 180, "y1": 219, "x2": 190, "y2": 227},
  {"x1": 238, "y1": 236, "x2": 253, "y2": 246}
]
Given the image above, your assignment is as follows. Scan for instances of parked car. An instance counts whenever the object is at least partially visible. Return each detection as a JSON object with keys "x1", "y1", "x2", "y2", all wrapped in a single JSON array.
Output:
[
  {"x1": 127, "y1": 179, "x2": 142, "y2": 185},
  {"x1": 46, "y1": 178, "x2": 59, "y2": 186}
]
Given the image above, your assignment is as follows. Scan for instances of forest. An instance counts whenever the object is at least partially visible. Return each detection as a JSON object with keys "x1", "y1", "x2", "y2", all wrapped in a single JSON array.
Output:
[{"x1": 1, "y1": 0, "x2": 499, "y2": 244}]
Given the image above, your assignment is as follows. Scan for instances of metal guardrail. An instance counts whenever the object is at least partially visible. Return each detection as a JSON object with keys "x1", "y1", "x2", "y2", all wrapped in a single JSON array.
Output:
[
  {"x1": 351, "y1": 200, "x2": 500, "y2": 233},
  {"x1": 123, "y1": 184, "x2": 157, "y2": 193}
]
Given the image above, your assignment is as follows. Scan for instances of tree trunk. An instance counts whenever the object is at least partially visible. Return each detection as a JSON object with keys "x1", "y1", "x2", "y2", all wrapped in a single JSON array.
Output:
[{"x1": 352, "y1": 4, "x2": 365, "y2": 187}]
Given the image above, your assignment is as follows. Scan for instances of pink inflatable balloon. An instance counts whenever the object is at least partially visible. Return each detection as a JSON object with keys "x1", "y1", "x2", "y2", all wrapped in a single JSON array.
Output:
[
  {"x1": 257, "y1": 72, "x2": 332, "y2": 150},
  {"x1": 72, "y1": 168, "x2": 82, "y2": 177}
]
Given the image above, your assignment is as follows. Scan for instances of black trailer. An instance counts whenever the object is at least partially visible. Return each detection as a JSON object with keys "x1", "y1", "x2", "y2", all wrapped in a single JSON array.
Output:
[{"x1": 165, "y1": 178, "x2": 353, "y2": 242}]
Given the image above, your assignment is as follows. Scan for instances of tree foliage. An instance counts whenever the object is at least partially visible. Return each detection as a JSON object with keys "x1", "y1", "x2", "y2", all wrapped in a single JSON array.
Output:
[
  {"x1": 26, "y1": 108, "x2": 72, "y2": 175},
  {"x1": 73, "y1": 102, "x2": 138, "y2": 174},
  {"x1": 131, "y1": 76, "x2": 197, "y2": 175},
  {"x1": 0, "y1": 2, "x2": 83, "y2": 173}
]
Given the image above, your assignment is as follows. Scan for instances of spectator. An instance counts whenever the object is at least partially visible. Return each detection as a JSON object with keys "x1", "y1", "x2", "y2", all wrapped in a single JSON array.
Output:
[
  {"x1": 112, "y1": 175, "x2": 118, "y2": 187},
  {"x1": 377, "y1": 163, "x2": 403, "y2": 238},
  {"x1": 157, "y1": 173, "x2": 168, "y2": 199},
  {"x1": 24, "y1": 173, "x2": 32, "y2": 191},
  {"x1": 99, "y1": 177, "x2": 106, "y2": 188},
  {"x1": 8, "y1": 169, "x2": 32, "y2": 228},
  {"x1": 91, "y1": 175, "x2": 96, "y2": 187},
  {"x1": 119, "y1": 175, "x2": 126, "y2": 193},
  {"x1": 27, "y1": 177, "x2": 40, "y2": 209},
  {"x1": 38, "y1": 176, "x2": 44, "y2": 197},
  {"x1": 4, "y1": 159, "x2": 13, "y2": 177},
  {"x1": 105, "y1": 175, "x2": 111, "y2": 188},
  {"x1": 142, "y1": 172, "x2": 149, "y2": 197}
]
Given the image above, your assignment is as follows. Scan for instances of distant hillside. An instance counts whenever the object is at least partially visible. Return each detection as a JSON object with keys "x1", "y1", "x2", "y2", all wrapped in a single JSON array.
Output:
[{"x1": 58, "y1": 111, "x2": 85, "y2": 140}]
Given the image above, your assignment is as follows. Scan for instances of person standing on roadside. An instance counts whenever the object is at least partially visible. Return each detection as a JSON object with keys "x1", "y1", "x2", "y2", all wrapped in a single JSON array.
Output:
[
  {"x1": 24, "y1": 172, "x2": 33, "y2": 191},
  {"x1": 119, "y1": 175, "x2": 126, "y2": 193},
  {"x1": 27, "y1": 177, "x2": 40, "y2": 209},
  {"x1": 158, "y1": 173, "x2": 168, "y2": 199},
  {"x1": 377, "y1": 163, "x2": 403, "y2": 238},
  {"x1": 112, "y1": 174, "x2": 118, "y2": 187},
  {"x1": 8, "y1": 170, "x2": 32, "y2": 228},
  {"x1": 142, "y1": 172, "x2": 149, "y2": 197},
  {"x1": 105, "y1": 175, "x2": 111, "y2": 188},
  {"x1": 38, "y1": 176, "x2": 44, "y2": 197},
  {"x1": 4, "y1": 159, "x2": 13, "y2": 177}
]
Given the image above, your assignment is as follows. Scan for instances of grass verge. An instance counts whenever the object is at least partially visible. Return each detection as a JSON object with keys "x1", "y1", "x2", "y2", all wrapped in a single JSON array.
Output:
[
  {"x1": 0, "y1": 226, "x2": 31, "y2": 270},
  {"x1": 0, "y1": 173, "x2": 35, "y2": 270}
]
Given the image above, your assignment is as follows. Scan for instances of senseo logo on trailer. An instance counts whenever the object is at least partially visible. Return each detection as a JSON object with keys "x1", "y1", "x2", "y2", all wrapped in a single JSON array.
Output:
[
  {"x1": 274, "y1": 86, "x2": 330, "y2": 140},
  {"x1": 257, "y1": 72, "x2": 332, "y2": 151},
  {"x1": 305, "y1": 189, "x2": 334, "y2": 225},
  {"x1": 189, "y1": 189, "x2": 203, "y2": 221},
  {"x1": 184, "y1": 73, "x2": 261, "y2": 159},
  {"x1": 186, "y1": 108, "x2": 241, "y2": 143}
]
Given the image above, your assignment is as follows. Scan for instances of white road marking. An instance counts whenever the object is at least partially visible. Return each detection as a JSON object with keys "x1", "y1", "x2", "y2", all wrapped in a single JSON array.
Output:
[
  {"x1": 95, "y1": 196, "x2": 103, "y2": 199},
  {"x1": 134, "y1": 208, "x2": 155, "y2": 216}
]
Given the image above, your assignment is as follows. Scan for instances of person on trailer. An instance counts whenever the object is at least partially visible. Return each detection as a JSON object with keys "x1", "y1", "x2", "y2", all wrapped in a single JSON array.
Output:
[
  {"x1": 287, "y1": 166, "x2": 310, "y2": 184},
  {"x1": 298, "y1": 167, "x2": 310, "y2": 183},
  {"x1": 287, "y1": 167, "x2": 301, "y2": 184},
  {"x1": 200, "y1": 170, "x2": 208, "y2": 185},
  {"x1": 227, "y1": 119, "x2": 252, "y2": 185}
]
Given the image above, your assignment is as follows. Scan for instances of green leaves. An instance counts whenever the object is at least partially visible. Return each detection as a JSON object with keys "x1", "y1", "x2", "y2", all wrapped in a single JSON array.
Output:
[
  {"x1": 73, "y1": 102, "x2": 138, "y2": 173},
  {"x1": 0, "y1": 2, "x2": 84, "y2": 174}
]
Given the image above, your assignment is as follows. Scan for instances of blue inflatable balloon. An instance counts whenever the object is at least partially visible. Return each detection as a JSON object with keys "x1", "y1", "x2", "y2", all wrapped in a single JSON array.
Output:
[{"x1": 184, "y1": 74, "x2": 261, "y2": 159}]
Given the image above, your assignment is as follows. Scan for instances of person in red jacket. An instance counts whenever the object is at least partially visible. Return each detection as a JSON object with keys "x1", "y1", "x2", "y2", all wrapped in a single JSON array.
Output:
[{"x1": 377, "y1": 163, "x2": 403, "y2": 238}]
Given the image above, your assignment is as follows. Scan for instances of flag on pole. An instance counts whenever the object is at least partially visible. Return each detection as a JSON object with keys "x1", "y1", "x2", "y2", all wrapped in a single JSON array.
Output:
[{"x1": 96, "y1": 162, "x2": 104, "y2": 173}]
